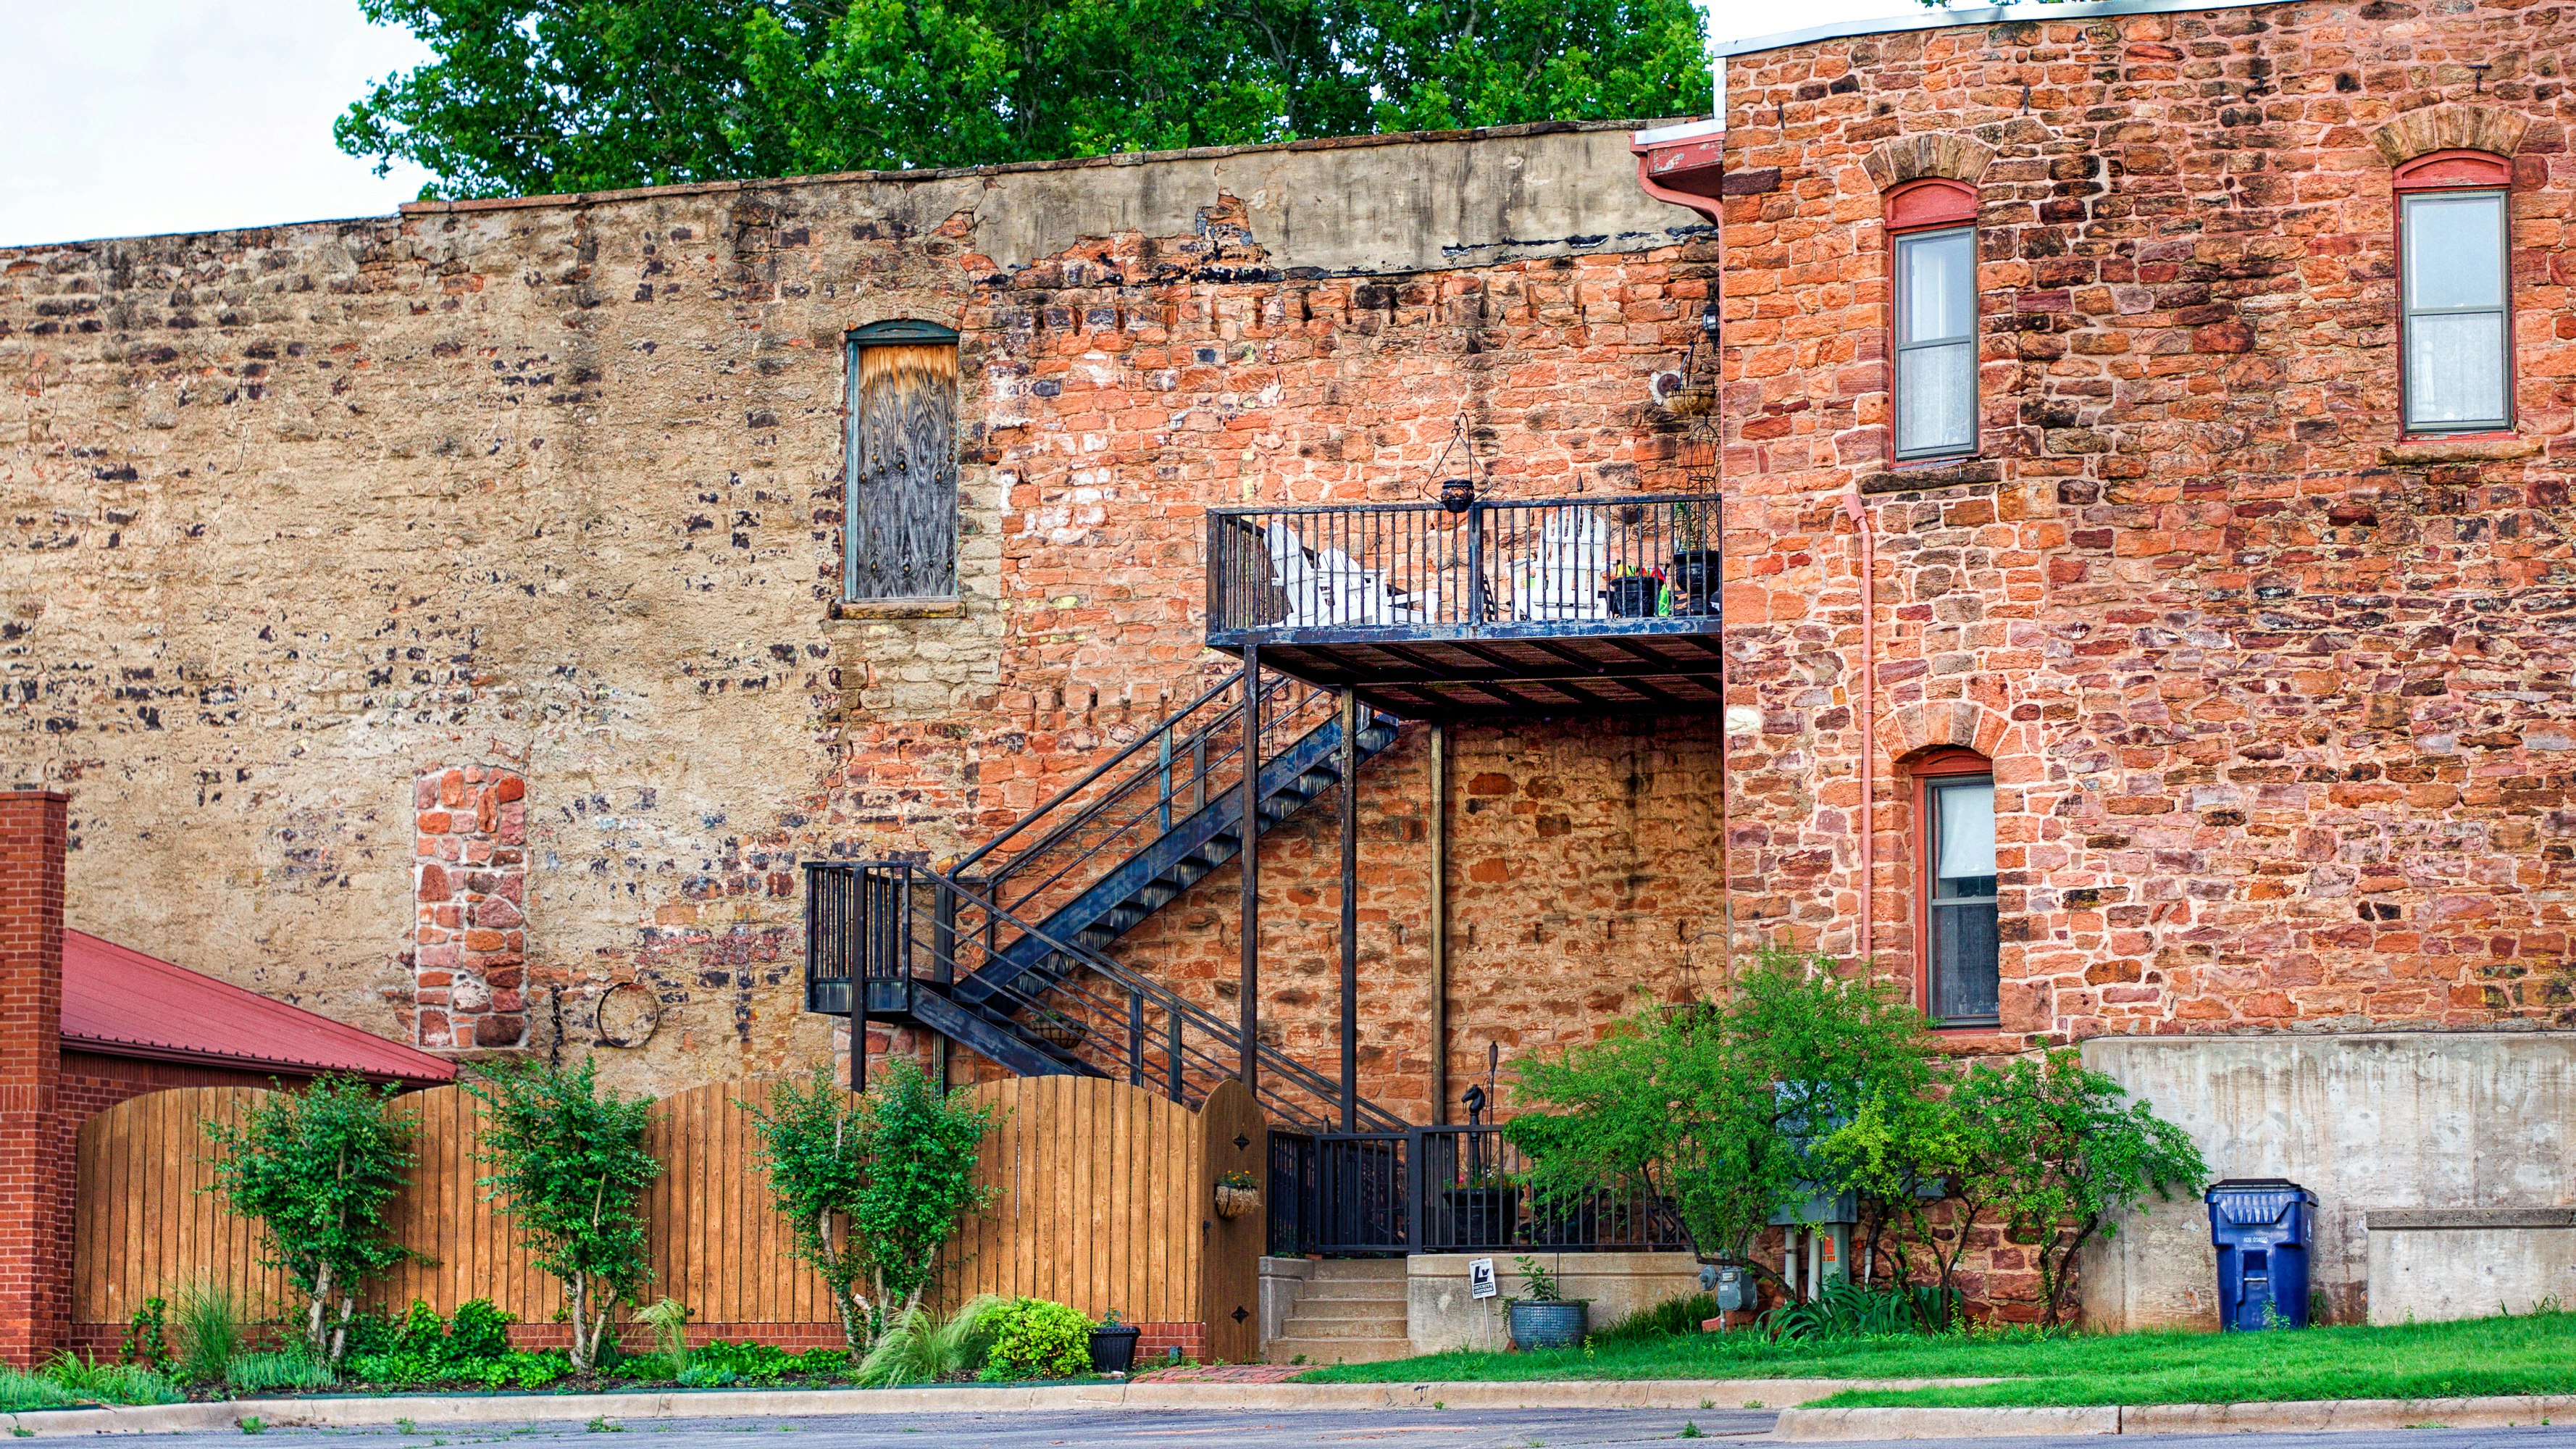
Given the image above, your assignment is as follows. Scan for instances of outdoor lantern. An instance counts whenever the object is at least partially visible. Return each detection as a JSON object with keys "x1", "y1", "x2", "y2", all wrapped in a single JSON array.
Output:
[{"x1": 1439, "y1": 477, "x2": 1477, "y2": 513}]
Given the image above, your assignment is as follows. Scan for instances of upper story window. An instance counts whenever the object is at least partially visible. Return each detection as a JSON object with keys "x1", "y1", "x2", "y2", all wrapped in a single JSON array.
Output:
[
  {"x1": 2396, "y1": 151, "x2": 2513, "y2": 435},
  {"x1": 1888, "y1": 180, "x2": 1980, "y2": 462},
  {"x1": 1915, "y1": 749, "x2": 1998, "y2": 1028},
  {"x1": 845, "y1": 320, "x2": 960, "y2": 601}
]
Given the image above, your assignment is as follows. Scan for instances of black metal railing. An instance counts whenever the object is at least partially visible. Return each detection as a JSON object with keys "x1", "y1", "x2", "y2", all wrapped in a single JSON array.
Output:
[
  {"x1": 808, "y1": 859, "x2": 1399, "y2": 1132},
  {"x1": 1207, "y1": 493, "x2": 1723, "y2": 638},
  {"x1": 949, "y1": 664, "x2": 1339, "y2": 935},
  {"x1": 1269, "y1": 1125, "x2": 1693, "y2": 1257}
]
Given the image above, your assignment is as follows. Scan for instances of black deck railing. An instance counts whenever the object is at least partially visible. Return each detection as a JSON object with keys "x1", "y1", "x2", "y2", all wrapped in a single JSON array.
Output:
[
  {"x1": 1208, "y1": 493, "x2": 1722, "y2": 639},
  {"x1": 1268, "y1": 1125, "x2": 1692, "y2": 1256}
]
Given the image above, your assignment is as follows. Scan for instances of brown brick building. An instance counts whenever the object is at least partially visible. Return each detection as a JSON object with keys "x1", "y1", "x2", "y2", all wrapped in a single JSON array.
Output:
[{"x1": 12, "y1": 0, "x2": 2576, "y2": 1338}]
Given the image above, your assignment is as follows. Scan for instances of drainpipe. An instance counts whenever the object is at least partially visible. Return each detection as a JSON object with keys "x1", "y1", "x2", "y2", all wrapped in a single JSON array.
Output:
[
  {"x1": 1839, "y1": 491, "x2": 1875, "y2": 964},
  {"x1": 1630, "y1": 120, "x2": 1728, "y2": 226}
]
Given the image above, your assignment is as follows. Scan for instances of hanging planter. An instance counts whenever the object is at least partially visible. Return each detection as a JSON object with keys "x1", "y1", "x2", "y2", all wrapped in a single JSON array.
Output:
[{"x1": 1214, "y1": 1170, "x2": 1262, "y2": 1219}]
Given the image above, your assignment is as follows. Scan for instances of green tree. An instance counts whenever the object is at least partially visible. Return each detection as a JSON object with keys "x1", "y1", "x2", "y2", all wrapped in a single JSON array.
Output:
[
  {"x1": 464, "y1": 1057, "x2": 661, "y2": 1370},
  {"x1": 202, "y1": 1077, "x2": 417, "y2": 1366},
  {"x1": 1950, "y1": 1050, "x2": 2207, "y2": 1327},
  {"x1": 1505, "y1": 949, "x2": 1936, "y2": 1298},
  {"x1": 743, "y1": 1058, "x2": 1001, "y2": 1353},
  {"x1": 336, "y1": 0, "x2": 1708, "y2": 199}
]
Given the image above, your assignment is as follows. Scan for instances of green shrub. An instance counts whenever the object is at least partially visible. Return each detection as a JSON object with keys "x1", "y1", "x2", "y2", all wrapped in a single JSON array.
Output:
[
  {"x1": 203, "y1": 1075, "x2": 417, "y2": 1366},
  {"x1": 1760, "y1": 1281, "x2": 1958, "y2": 1342},
  {"x1": 673, "y1": 1363, "x2": 737, "y2": 1387},
  {"x1": 978, "y1": 1298, "x2": 1092, "y2": 1381},
  {"x1": 1592, "y1": 1293, "x2": 1719, "y2": 1344},
  {"x1": 0, "y1": 1367, "x2": 72, "y2": 1413},
  {"x1": 467, "y1": 1057, "x2": 661, "y2": 1371},
  {"x1": 635, "y1": 1296, "x2": 693, "y2": 1379},
  {"x1": 225, "y1": 1348, "x2": 336, "y2": 1395},
  {"x1": 856, "y1": 1295, "x2": 1003, "y2": 1387},
  {"x1": 36, "y1": 1352, "x2": 183, "y2": 1406},
  {"x1": 121, "y1": 1297, "x2": 174, "y2": 1372},
  {"x1": 447, "y1": 1300, "x2": 515, "y2": 1361},
  {"x1": 172, "y1": 1279, "x2": 247, "y2": 1385}
]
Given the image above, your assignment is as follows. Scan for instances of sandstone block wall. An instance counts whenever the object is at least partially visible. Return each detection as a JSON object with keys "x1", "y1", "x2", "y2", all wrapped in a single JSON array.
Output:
[
  {"x1": 1, "y1": 122, "x2": 1723, "y2": 1111},
  {"x1": 1717, "y1": 0, "x2": 2576, "y2": 1045}
]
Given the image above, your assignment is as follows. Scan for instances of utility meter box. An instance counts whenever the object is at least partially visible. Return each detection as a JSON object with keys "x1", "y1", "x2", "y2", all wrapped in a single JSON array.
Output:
[
  {"x1": 1712, "y1": 1263, "x2": 1752, "y2": 1313},
  {"x1": 2206, "y1": 1178, "x2": 2318, "y2": 1330}
]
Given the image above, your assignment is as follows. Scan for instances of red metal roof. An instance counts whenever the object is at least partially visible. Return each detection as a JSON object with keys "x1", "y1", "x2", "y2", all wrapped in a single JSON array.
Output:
[{"x1": 62, "y1": 930, "x2": 455, "y2": 1085}]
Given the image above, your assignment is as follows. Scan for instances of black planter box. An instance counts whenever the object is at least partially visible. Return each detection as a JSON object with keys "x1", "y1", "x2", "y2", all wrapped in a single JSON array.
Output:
[
  {"x1": 1605, "y1": 576, "x2": 1661, "y2": 617},
  {"x1": 1439, "y1": 1185, "x2": 1516, "y2": 1248},
  {"x1": 1089, "y1": 1323, "x2": 1142, "y2": 1376}
]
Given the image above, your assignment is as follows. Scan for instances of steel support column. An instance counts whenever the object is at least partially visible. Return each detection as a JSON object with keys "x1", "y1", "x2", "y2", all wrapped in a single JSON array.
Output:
[
  {"x1": 1339, "y1": 687, "x2": 1360, "y2": 1132},
  {"x1": 1429, "y1": 722, "x2": 1448, "y2": 1125},
  {"x1": 1239, "y1": 645, "x2": 1262, "y2": 1088}
]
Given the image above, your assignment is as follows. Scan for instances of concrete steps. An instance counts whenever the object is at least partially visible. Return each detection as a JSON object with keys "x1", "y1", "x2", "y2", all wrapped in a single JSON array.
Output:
[{"x1": 1265, "y1": 1258, "x2": 1413, "y2": 1366}]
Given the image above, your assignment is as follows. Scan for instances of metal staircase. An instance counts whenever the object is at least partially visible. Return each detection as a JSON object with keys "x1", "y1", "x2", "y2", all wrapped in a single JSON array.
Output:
[{"x1": 806, "y1": 667, "x2": 1407, "y2": 1130}]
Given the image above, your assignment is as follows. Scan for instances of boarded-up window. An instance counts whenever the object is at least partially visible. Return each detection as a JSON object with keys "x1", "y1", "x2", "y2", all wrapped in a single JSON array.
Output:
[{"x1": 845, "y1": 322, "x2": 959, "y2": 600}]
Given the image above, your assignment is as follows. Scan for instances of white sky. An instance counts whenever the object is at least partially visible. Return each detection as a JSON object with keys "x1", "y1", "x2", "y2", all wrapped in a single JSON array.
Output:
[{"x1": 0, "y1": 0, "x2": 1923, "y2": 249}]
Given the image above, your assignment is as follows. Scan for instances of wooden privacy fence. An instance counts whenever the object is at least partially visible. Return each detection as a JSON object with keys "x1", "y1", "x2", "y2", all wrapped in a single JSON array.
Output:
[{"x1": 72, "y1": 1074, "x2": 1267, "y2": 1360}]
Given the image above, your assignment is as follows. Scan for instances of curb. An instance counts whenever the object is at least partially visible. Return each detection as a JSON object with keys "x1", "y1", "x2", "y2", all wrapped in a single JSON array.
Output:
[
  {"x1": 1773, "y1": 1393, "x2": 2576, "y2": 1440},
  {"x1": 0, "y1": 1377, "x2": 1951, "y2": 1436}
]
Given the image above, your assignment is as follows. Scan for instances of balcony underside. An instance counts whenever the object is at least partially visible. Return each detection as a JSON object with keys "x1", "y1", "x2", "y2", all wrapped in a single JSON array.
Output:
[{"x1": 1210, "y1": 617, "x2": 1726, "y2": 720}]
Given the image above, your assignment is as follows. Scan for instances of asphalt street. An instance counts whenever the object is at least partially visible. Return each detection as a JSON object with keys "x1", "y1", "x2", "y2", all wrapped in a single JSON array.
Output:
[{"x1": 87, "y1": 1412, "x2": 2576, "y2": 1449}]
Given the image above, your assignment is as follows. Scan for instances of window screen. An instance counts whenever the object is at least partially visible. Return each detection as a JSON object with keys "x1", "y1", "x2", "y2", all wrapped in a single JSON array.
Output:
[
  {"x1": 2401, "y1": 190, "x2": 2510, "y2": 433},
  {"x1": 1927, "y1": 775, "x2": 1999, "y2": 1025},
  {"x1": 845, "y1": 338, "x2": 959, "y2": 601},
  {"x1": 1896, "y1": 226, "x2": 1978, "y2": 459}
]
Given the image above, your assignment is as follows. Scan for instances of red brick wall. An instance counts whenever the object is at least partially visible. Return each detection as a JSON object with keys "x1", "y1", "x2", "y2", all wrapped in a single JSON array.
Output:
[
  {"x1": 0, "y1": 789, "x2": 70, "y2": 1367},
  {"x1": 414, "y1": 767, "x2": 530, "y2": 1049},
  {"x1": 58, "y1": 1050, "x2": 309, "y2": 1127},
  {"x1": 1713, "y1": 0, "x2": 2576, "y2": 1045}
]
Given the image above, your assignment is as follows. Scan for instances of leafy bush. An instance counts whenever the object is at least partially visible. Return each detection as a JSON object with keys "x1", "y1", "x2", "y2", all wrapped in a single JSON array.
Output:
[
  {"x1": 448, "y1": 1300, "x2": 515, "y2": 1362},
  {"x1": 856, "y1": 1294, "x2": 1003, "y2": 1387},
  {"x1": 979, "y1": 1298, "x2": 1092, "y2": 1381},
  {"x1": 467, "y1": 1057, "x2": 661, "y2": 1370},
  {"x1": 1592, "y1": 1293, "x2": 1719, "y2": 1344},
  {"x1": 745, "y1": 1061, "x2": 1003, "y2": 1354},
  {"x1": 1761, "y1": 1281, "x2": 1959, "y2": 1342},
  {"x1": 121, "y1": 1296, "x2": 174, "y2": 1372},
  {"x1": 203, "y1": 1076, "x2": 417, "y2": 1365},
  {"x1": 225, "y1": 1348, "x2": 336, "y2": 1395},
  {"x1": 172, "y1": 1279, "x2": 248, "y2": 1385},
  {"x1": 339, "y1": 1299, "x2": 557, "y2": 1388},
  {"x1": 673, "y1": 1363, "x2": 736, "y2": 1387},
  {"x1": 688, "y1": 1342, "x2": 845, "y2": 1385}
]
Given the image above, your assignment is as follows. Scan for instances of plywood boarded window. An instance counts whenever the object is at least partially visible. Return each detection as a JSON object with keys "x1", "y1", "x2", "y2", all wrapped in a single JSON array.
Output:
[{"x1": 845, "y1": 321, "x2": 959, "y2": 601}]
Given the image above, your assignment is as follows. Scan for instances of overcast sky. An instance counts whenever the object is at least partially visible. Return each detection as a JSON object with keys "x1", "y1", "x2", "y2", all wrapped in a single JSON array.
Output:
[{"x1": 0, "y1": 0, "x2": 1920, "y2": 250}]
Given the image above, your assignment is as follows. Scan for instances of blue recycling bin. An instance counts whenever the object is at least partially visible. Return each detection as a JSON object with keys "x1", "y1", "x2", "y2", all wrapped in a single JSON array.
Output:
[{"x1": 2205, "y1": 1179, "x2": 2317, "y2": 1330}]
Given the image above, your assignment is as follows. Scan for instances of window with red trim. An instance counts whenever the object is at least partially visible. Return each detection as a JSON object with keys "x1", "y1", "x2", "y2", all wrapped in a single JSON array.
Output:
[
  {"x1": 2395, "y1": 150, "x2": 2513, "y2": 434},
  {"x1": 1913, "y1": 748, "x2": 1997, "y2": 1027},
  {"x1": 1888, "y1": 180, "x2": 1979, "y2": 462}
]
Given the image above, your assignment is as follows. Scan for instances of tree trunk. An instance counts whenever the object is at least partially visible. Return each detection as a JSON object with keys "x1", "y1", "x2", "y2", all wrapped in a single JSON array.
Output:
[{"x1": 307, "y1": 1261, "x2": 335, "y2": 1361}]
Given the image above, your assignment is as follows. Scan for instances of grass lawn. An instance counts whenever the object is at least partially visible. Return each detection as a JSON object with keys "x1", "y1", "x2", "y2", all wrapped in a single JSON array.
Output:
[{"x1": 1292, "y1": 1310, "x2": 2576, "y2": 1407}]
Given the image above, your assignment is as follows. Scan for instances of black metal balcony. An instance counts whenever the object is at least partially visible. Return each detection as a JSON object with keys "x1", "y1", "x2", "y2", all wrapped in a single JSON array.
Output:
[{"x1": 1205, "y1": 493, "x2": 1725, "y2": 719}]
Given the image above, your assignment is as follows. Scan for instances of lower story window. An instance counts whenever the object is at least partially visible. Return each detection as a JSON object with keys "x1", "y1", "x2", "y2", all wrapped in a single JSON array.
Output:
[{"x1": 1924, "y1": 769, "x2": 1998, "y2": 1026}]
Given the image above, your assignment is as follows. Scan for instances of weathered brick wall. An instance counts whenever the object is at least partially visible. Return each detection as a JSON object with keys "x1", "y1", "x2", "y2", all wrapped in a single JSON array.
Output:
[
  {"x1": 1716, "y1": 0, "x2": 2576, "y2": 1046},
  {"x1": 0, "y1": 790, "x2": 70, "y2": 1365},
  {"x1": 1, "y1": 123, "x2": 1724, "y2": 1115}
]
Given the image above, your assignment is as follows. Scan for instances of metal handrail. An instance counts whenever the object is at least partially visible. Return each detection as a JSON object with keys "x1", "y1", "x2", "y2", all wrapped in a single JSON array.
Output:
[
  {"x1": 1205, "y1": 491, "x2": 1728, "y2": 519},
  {"x1": 839, "y1": 860, "x2": 1402, "y2": 1131},
  {"x1": 951, "y1": 666, "x2": 1253, "y2": 877}
]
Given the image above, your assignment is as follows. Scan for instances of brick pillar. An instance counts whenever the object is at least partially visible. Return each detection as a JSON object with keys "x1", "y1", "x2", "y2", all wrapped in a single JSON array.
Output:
[{"x1": 0, "y1": 788, "x2": 68, "y2": 1367}]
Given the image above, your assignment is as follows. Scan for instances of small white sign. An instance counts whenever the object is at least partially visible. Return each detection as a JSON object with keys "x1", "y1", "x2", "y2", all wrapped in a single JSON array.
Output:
[{"x1": 1468, "y1": 1257, "x2": 1497, "y2": 1300}]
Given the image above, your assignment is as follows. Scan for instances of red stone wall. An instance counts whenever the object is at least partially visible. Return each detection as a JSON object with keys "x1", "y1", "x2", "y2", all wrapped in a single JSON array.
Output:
[
  {"x1": 413, "y1": 767, "x2": 530, "y2": 1049},
  {"x1": 0, "y1": 790, "x2": 70, "y2": 1366},
  {"x1": 1714, "y1": 0, "x2": 2576, "y2": 1045}
]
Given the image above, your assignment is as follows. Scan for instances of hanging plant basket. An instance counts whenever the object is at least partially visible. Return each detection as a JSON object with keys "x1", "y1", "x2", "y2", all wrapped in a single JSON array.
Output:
[{"x1": 1215, "y1": 1179, "x2": 1262, "y2": 1219}]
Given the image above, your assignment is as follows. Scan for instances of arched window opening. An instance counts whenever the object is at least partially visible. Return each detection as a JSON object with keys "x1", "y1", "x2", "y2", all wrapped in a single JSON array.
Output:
[
  {"x1": 1914, "y1": 748, "x2": 1997, "y2": 1027},
  {"x1": 2394, "y1": 151, "x2": 2513, "y2": 435},
  {"x1": 1886, "y1": 180, "x2": 1980, "y2": 462}
]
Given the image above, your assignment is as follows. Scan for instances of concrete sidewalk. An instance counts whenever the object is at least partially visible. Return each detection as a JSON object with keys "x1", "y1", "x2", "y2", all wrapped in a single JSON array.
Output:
[
  {"x1": 1774, "y1": 1394, "x2": 2576, "y2": 1439},
  {"x1": 0, "y1": 1377, "x2": 1931, "y2": 1437}
]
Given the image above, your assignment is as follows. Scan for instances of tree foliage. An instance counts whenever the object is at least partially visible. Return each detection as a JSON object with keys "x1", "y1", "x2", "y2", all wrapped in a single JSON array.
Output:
[
  {"x1": 336, "y1": 0, "x2": 1711, "y2": 199},
  {"x1": 201, "y1": 1076, "x2": 417, "y2": 1366},
  {"x1": 744, "y1": 1058, "x2": 1002, "y2": 1353},
  {"x1": 1507, "y1": 952, "x2": 2209, "y2": 1324},
  {"x1": 464, "y1": 1056, "x2": 661, "y2": 1370},
  {"x1": 1505, "y1": 950, "x2": 1936, "y2": 1293}
]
